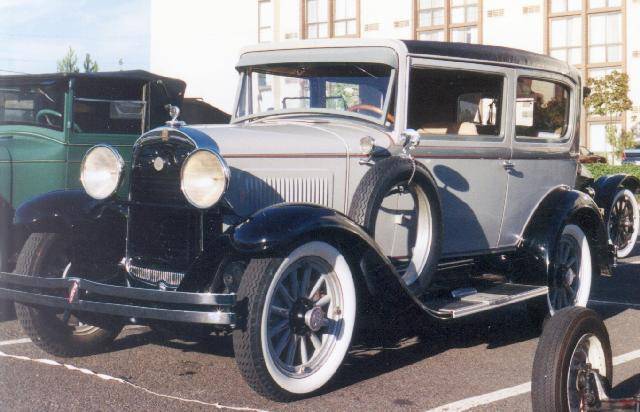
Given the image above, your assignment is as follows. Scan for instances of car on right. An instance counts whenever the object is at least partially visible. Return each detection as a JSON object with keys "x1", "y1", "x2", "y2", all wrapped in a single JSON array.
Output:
[{"x1": 622, "y1": 148, "x2": 640, "y2": 165}]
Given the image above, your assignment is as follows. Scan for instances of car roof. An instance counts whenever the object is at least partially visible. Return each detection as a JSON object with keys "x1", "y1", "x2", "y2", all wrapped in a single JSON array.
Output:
[
  {"x1": 239, "y1": 39, "x2": 580, "y2": 82},
  {"x1": 0, "y1": 69, "x2": 186, "y2": 92}
]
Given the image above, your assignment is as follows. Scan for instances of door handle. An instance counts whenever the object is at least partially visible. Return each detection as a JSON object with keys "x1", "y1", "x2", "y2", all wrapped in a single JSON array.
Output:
[{"x1": 502, "y1": 160, "x2": 515, "y2": 170}]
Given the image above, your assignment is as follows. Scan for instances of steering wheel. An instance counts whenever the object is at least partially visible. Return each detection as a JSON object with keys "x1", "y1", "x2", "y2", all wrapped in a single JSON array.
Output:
[
  {"x1": 347, "y1": 104, "x2": 395, "y2": 124},
  {"x1": 35, "y1": 109, "x2": 83, "y2": 133}
]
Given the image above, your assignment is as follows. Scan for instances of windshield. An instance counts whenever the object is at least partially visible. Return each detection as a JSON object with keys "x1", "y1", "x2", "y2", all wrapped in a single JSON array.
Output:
[
  {"x1": 0, "y1": 80, "x2": 66, "y2": 131},
  {"x1": 236, "y1": 62, "x2": 395, "y2": 124}
]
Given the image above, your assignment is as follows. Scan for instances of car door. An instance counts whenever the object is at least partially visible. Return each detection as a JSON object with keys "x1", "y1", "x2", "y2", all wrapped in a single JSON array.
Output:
[
  {"x1": 406, "y1": 57, "x2": 515, "y2": 257},
  {"x1": 498, "y1": 70, "x2": 579, "y2": 247}
]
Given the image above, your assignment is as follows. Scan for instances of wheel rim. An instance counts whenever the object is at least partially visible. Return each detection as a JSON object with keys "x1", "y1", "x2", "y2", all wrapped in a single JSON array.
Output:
[
  {"x1": 608, "y1": 190, "x2": 639, "y2": 257},
  {"x1": 548, "y1": 227, "x2": 590, "y2": 314},
  {"x1": 41, "y1": 243, "x2": 100, "y2": 336},
  {"x1": 373, "y1": 181, "x2": 432, "y2": 286},
  {"x1": 265, "y1": 256, "x2": 344, "y2": 378},
  {"x1": 567, "y1": 333, "x2": 608, "y2": 411}
]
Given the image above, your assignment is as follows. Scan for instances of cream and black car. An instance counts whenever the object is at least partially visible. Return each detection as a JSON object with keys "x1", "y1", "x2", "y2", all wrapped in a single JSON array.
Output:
[{"x1": 0, "y1": 39, "x2": 636, "y2": 401}]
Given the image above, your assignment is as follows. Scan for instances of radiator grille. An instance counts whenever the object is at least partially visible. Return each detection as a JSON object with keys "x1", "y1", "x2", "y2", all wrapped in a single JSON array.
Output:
[{"x1": 128, "y1": 264, "x2": 185, "y2": 287}]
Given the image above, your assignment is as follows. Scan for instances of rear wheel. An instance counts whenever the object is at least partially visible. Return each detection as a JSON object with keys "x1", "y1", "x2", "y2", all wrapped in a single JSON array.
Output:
[
  {"x1": 14, "y1": 233, "x2": 123, "y2": 357},
  {"x1": 547, "y1": 224, "x2": 592, "y2": 315},
  {"x1": 233, "y1": 241, "x2": 356, "y2": 401},
  {"x1": 607, "y1": 188, "x2": 639, "y2": 258},
  {"x1": 531, "y1": 307, "x2": 612, "y2": 412}
]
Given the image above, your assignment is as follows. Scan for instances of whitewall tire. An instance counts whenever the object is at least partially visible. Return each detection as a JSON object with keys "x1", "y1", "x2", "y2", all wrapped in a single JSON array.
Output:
[
  {"x1": 233, "y1": 241, "x2": 356, "y2": 401},
  {"x1": 547, "y1": 224, "x2": 592, "y2": 315},
  {"x1": 608, "y1": 189, "x2": 639, "y2": 258}
]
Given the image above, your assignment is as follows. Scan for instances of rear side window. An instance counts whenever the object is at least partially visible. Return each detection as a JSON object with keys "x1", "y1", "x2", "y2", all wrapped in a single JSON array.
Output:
[
  {"x1": 407, "y1": 67, "x2": 504, "y2": 139},
  {"x1": 516, "y1": 77, "x2": 570, "y2": 140}
]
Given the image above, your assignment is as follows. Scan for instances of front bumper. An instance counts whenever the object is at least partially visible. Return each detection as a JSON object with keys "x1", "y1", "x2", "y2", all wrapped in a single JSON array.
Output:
[{"x1": 0, "y1": 271, "x2": 236, "y2": 326}]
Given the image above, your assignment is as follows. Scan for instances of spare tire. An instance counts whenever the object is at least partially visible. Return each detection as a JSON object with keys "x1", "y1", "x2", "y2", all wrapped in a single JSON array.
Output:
[{"x1": 348, "y1": 156, "x2": 442, "y2": 291}]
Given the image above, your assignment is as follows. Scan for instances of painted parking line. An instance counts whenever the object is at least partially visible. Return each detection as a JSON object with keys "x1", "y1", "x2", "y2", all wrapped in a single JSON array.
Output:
[
  {"x1": 0, "y1": 350, "x2": 268, "y2": 412},
  {"x1": 0, "y1": 337, "x2": 31, "y2": 346},
  {"x1": 426, "y1": 348, "x2": 640, "y2": 412}
]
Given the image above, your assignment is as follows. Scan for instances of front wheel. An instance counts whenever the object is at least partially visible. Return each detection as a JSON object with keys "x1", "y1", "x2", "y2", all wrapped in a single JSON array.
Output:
[
  {"x1": 607, "y1": 188, "x2": 639, "y2": 258},
  {"x1": 14, "y1": 233, "x2": 123, "y2": 357},
  {"x1": 547, "y1": 224, "x2": 593, "y2": 315},
  {"x1": 531, "y1": 307, "x2": 612, "y2": 412},
  {"x1": 233, "y1": 241, "x2": 356, "y2": 401}
]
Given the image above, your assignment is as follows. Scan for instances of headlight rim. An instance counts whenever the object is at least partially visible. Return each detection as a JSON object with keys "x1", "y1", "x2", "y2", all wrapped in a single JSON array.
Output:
[
  {"x1": 80, "y1": 144, "x2": 125, "y2": 200},
  {"x1": 180, "y1": 148, "x2": 230, "y2": 209}
]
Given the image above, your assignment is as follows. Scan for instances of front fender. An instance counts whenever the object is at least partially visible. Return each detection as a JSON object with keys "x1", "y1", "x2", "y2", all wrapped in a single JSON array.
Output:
[
  {"x1": 592, "y1": 174, "x2": 640, "y2": 216},
  {"x1": 229, "y1": 203, "x2": 410, "y2": 304},
  {"x1": 12, "y1": 190, "x2": 126, "y2": 270},
  {"x1": 520, "y1": 187, "x2": 612, "y2": 285}
]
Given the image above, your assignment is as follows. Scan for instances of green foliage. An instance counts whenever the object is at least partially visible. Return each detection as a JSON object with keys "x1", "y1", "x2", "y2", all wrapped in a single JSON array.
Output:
[
  {"x1": 585, "y1": 163, "x2": 640, "y2": 180},
  {"x1": 584, "y1": 71, "x2": 634, "y2": 162},
  {"x1": 56, "y1": 46, "x2": 79, "y2": 73},
  {"x1": 585, "y1": 71, "x2": 632, "y2": 117},
  {"x1": 82, "y1": 53, "x2": 99, "y2": 73}
]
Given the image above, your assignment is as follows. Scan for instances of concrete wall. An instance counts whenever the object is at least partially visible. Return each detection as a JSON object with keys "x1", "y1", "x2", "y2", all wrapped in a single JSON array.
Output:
[
  {"x1": 482, "y1": 0, "x2": 544, "y2": 53},
  {"x1": 150, "y1": 0, "x2": 257, "y2": 114}
]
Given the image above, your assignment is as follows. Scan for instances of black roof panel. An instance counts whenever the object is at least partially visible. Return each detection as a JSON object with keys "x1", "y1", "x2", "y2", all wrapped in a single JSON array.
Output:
[{"x1": 401, "y1": 40, "x2": 580, "y2": 81}]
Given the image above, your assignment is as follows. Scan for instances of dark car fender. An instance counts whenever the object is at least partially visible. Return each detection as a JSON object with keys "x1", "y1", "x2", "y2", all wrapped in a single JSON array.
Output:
[
  {"x1": 591, "y1": 174, "x2": 640, "y2": 216},
  {"x1": 12, "y1": 190, "x2": 126, "y2": 270},
  {"x1": 227, "y1": 203, "x2": 412, "y2": 306},
  {"x1": 519, "y1": 186, "x2": 613, "y2": 286}
]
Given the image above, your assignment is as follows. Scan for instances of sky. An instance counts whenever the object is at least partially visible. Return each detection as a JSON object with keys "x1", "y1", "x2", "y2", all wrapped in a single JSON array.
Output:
[{"x1": 0, "y1": 0, "x2": 151, "y2": 75}]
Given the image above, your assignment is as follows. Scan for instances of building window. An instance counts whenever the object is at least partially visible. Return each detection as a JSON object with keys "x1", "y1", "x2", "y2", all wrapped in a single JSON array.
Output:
[
  {"x1": 258, "y1": 0, "x2": 273, "y2": 43},
  {"x1": 418, "y1": 0, "x2": 445, "y2": 27},
  {"x1": 305, "y1": 0, "x2": 330, "y2": 39},
  {"x1": 450, "y1": 26, "x2": 478, "y2": 43},
  {"x1": 333, "y1": 0, "x2": 358, "y2": 37},
  {"x1": 588, "y1": 12, "x2": 622, "y2": 64},
  {"x1": 415, "y1": 0, "x2": 480, "y2": 43},
  {"x1": 450, "y1": 0, "x2": 478, "y2": 24},
  {"x1": 550, "y1": 16, "x2": 582, "y2": 65},
  {"x1": 588, "y1": 0, "x2": 621, "y2": 9},
  {"x1": 418, "y1": 29, "x2": 445, "y2": 41},
  {"x1": 303, "y1": 0, "x2": 358, "y2": 39},
  {"x1": 550, "y1": 0, "x2": 582, "y2": 13}
]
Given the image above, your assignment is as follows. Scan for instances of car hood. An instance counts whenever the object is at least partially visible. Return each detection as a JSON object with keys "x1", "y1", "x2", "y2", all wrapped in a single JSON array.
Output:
[
  {"x1": 187, "y1": 118, "x2": 393, "y2": 157},
  {"x1": 184, "y1": 119, "x2": 394, "y2": 216}
]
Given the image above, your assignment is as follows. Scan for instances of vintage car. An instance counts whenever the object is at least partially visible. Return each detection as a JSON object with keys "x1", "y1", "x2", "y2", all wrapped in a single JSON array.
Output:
[
  {"x1": 0, "y1": 39, "x2": 635, "y2": 401},
  {"x1": 0, "y1": 70, "x2": 186, "y2": 317}
]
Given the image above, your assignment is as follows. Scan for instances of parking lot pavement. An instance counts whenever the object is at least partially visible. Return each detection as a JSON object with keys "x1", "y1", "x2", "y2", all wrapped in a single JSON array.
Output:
[{"x1": 1, "y1": 256, "x2": 638, "y2": 412}]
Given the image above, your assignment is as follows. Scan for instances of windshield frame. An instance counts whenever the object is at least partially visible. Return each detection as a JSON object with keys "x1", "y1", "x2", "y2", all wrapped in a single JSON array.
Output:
[{"x1": 232, "y1": 64, "x2": 397, "y2": 128}]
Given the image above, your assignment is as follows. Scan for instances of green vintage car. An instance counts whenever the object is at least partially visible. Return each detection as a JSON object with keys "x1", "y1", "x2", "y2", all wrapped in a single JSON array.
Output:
[{"x1": 0, "y1": 70, "x2": 186, "y2": 317}]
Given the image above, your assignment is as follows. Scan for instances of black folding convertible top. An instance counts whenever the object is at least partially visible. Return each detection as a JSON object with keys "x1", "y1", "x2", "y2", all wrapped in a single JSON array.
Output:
[{"x1": 401, "y1": 40, "x2": 580, "y2": 82}]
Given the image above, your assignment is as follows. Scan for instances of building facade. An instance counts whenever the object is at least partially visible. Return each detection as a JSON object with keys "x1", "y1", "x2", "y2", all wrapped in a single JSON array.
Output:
[{"x1": 150, "y1": 0, "x2": 640, "y2": 151}]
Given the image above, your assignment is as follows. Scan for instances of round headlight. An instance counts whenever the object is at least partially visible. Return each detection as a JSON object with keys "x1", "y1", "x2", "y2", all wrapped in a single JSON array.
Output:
[
  {"x1": 80, "y1": 145, "x2": 124, "y2": 200},
  {"x1": 181, "y1": 149, "x2": 229, "y2": 209}
]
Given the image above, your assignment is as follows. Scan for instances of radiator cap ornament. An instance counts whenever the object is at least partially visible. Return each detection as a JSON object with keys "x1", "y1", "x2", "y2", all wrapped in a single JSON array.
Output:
[{"x1": 165, "y1": 104, "x2": 186, "y2": 128}]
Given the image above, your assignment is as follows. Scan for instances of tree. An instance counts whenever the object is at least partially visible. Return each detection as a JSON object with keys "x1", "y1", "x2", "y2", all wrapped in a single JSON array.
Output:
[
  {"x1": 83, "y1": 53, "x2": 99, "y2": 73},
  {"x1": 56, "y1": 46, "x2": 80, "y2": 73},
  {"x1": 584, "y1": 71, "x2": 634, "y2": 162}
]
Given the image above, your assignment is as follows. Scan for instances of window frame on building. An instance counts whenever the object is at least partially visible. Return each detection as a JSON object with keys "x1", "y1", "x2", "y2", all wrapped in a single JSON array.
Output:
[
  {"x1": 301, "y1": 0, "x2": 360, "y2": 39},
  {"x1": 258, "y1": 0, "x2": 274, "y2": 43},
  {"x1": 414, "y1": 0, "x2": 482, "y2": 43}
]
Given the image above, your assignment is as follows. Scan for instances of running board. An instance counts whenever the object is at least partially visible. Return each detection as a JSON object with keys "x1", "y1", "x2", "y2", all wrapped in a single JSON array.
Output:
[{"x1": 422, "y1": 283, "x2": 548, "y2": 319}]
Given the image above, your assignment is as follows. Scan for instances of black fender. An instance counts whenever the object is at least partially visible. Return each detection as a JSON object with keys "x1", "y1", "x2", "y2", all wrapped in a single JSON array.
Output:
[
  {"x1": 0, "y1": 195, "x2": 12, "y2": 272},
  {"x1": 591, "y1": 174, "x2": 640, "y2": 217},
  {"x1": 12, "y1": 190, "x2": 126, "y2": 274},
  {"x1": 226, "y1": 203, "x2": 412, "y2": 306},
  {"x1": 519, "y1": 186, "x2": 613, "y2": 286}
]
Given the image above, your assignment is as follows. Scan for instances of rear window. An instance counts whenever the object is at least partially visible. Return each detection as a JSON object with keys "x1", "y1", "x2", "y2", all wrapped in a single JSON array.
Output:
[
  {"x1": 516, "y1": 77, "x2": 570, "y2": 140},
  {"x1": 0, "y1": 80, "x2": 66, "y2": 130}
]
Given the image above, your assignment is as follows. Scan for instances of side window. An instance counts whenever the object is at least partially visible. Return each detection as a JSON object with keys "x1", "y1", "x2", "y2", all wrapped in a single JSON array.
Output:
[
  {"x1": 515, "y1": 77, "x2": 570, "y2": 140},
  {"x1": 407, "y1": 67, "x2": 503, "y2": 138}
]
